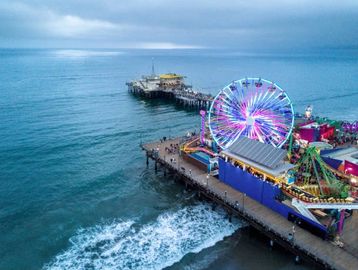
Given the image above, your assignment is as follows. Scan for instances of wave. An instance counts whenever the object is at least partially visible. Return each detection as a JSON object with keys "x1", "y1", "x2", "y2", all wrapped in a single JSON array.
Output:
[{"x1": 43, "y1": 204, "x2": 241, "y2": 270}]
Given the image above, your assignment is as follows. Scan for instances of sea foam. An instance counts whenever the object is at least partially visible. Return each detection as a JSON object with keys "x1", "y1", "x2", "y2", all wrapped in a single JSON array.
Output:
[{"x1": 43, "y1": 204, "x2": 241, "y2": 270}]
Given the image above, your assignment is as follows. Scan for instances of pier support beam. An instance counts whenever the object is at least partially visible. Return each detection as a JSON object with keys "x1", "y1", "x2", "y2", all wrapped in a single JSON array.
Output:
[
  {"x1": 228, "y1": 212, "x2": 232, "y2": 223},
  {"x1": 212, "y1": 203, "x2": 217, "y2": 211}
]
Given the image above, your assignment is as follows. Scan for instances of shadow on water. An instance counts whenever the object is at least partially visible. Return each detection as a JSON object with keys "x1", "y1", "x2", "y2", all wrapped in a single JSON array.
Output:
[{"x1": 167, "y1": 226, "x2": 319, "y2": 270}]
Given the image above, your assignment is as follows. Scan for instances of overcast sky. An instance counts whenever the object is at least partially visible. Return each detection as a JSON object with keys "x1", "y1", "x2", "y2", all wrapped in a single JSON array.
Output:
[{"x1": 0, "y1": 0, "x2": 358, "y2": 51}]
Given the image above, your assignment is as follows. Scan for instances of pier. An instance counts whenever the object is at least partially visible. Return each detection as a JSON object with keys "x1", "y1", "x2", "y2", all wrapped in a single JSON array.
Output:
[
  {"x1": 127, "y1": 73, "x2": 213, "y2": 109},
  {"x1": 142, "y1": 137, "x2": 358, "y2": 270}
]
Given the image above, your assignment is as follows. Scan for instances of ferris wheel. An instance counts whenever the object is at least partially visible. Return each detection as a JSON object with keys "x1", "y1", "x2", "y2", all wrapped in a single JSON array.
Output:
[{"x1": 208, "y1": 78, "x2": 294, "y2": 149}]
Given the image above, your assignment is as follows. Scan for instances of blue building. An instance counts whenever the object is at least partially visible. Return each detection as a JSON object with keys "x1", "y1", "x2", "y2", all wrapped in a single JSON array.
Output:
[{"x1": 218, "y1": 137, "x2": 329, "y2": 238}]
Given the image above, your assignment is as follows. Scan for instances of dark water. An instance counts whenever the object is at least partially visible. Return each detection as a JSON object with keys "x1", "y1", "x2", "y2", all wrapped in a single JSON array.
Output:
[{"x1": 0, "y1": 49, "x2": 357, "y2": 270}]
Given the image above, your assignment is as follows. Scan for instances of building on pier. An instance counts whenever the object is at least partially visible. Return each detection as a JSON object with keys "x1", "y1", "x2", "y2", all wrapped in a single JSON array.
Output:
[{"x1": 219, "y1": 137, "x2": 331, "y2": 239}]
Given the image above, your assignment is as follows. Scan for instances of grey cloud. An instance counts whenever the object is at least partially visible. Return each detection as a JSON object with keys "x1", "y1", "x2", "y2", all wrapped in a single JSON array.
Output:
[{"x1": 0, "y1": 0, "x2": 357, "y2": 51}]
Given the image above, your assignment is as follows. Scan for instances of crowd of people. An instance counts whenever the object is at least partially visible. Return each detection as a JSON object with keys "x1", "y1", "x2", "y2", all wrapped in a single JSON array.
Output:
[
  {"x1": 165, "y1": 143, "x2": 179, "y2": 154},
  {"x1": 232, "y1": 160, "x2": 272, "y2": 183},
  {"x1": 174, "y1": 88, "x2": 212, "y2": 101},
  {"x1": 329, "y1": 133, "x2": 358, "y2": 147}
]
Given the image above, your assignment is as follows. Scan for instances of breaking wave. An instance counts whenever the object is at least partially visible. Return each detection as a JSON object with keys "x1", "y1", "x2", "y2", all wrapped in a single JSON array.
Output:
[{"x1": 43, "y1": 204, "x2": 241, "y2": 270}]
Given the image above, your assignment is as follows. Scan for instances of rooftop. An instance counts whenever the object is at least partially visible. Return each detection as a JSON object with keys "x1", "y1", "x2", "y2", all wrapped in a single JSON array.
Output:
[
  {"x1": 225, "y1": 136, "x2": 287, "y2": 169},
  {"x1": 322, "y1": 146, "x2": 358, "y2": 164},
  {"x1": 221, "y1": 137, "x2": 295, "y2": 177},
  {"x1": 159, "y1": 73, "x2": 184, "y2": 79}
]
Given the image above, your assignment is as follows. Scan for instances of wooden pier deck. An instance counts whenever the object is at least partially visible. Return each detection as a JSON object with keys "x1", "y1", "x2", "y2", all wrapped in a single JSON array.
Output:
[{"x1": 142, "y1": 137, "x2": 358, "y2": 270}]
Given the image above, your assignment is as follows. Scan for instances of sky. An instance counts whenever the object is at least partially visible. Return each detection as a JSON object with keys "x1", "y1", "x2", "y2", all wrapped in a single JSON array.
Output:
[{"x1": 0, "y1": 0, "x2": 358, "y2": 51}]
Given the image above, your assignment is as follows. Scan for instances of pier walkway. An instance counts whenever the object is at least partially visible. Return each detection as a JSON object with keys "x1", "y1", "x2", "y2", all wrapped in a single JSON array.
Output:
[{"x1": 142, "y1": 137, "x2": 358, "y2": 270}]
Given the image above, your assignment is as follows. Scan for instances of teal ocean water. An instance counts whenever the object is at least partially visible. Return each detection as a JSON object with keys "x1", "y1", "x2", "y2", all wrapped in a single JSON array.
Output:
[{"x1": 0, "y1": 49, "x2": 357, "y2": 270}]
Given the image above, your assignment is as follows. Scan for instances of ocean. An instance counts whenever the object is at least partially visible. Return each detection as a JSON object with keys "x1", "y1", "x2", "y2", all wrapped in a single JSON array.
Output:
[{"x1": 0, "y1": 49, "x2": 357, "y2": 270}]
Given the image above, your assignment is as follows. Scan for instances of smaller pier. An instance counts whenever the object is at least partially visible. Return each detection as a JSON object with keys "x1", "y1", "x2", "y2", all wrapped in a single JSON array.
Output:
[
  {"x1": 127, "y1": 73, "x2": 213, "y2": 109},
  {"x1": 142, "y1": 136, "x2": 358, "y2": 270}
]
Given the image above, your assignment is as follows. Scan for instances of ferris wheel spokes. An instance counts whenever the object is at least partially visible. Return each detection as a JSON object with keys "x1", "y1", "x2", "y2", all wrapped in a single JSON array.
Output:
[{"x1": 208, "y1": 77, "x2": 294, "y2": 149}]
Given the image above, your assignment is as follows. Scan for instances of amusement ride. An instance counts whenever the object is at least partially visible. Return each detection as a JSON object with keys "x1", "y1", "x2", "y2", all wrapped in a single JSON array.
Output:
[{"x1": 208, "y1": 78, "x2": 294, "y2": 149}]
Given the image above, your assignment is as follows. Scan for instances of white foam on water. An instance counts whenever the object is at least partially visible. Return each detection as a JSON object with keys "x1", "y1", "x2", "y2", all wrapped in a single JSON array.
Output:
[{"x1": 43, "y1": 204, "x2": 241, "y2": 270}]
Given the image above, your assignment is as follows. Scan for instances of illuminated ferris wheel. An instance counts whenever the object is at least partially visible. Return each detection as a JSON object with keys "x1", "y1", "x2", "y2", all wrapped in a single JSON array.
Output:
[{"x1": 208, "y1": 78, "x2": 294, "y2": 149}]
